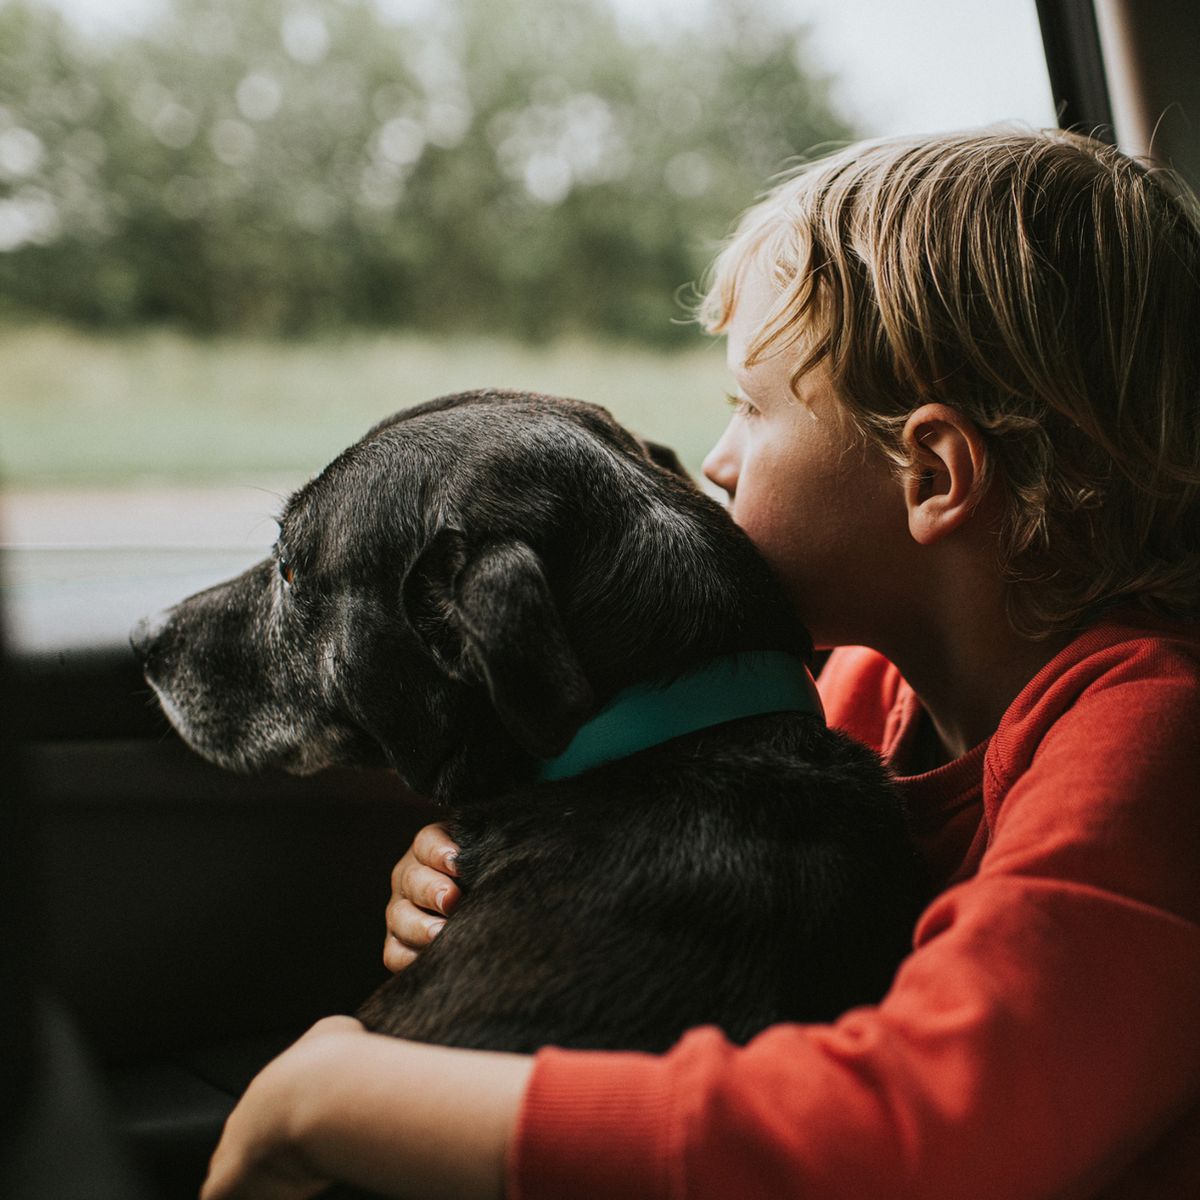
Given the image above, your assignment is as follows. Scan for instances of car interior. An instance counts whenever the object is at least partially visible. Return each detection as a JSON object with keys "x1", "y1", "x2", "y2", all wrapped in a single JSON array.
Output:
[{"x1": 2, "y1": 1, "x2": 1198, "y2": 1197}]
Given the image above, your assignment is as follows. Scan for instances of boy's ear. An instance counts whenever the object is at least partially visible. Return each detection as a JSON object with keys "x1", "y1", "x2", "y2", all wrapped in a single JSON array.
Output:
[
  {"x1": 402, "y1": 528, "x2": 594, "y2": 757},
  {"x1": 901, "y1": 404, "x2": 989, "y2": 546}
]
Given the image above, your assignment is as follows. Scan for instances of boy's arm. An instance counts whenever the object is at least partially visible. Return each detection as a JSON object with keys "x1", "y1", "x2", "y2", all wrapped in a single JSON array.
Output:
[
  {"x1": 201, "y1": 1017, "x2": 531, "y2": 1200},
  {"x1": 207, "y1": 637, "x2": 1200, "y2": 1200},
  {"x1": 509, "y1": 655, "x2": 1200, "y2": 1200}
]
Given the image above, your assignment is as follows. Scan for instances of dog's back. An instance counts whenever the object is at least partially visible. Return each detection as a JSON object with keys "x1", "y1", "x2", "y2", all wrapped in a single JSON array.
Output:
[{"x1": 358, "y1": 710, "x2": 918, "y2": 1052}]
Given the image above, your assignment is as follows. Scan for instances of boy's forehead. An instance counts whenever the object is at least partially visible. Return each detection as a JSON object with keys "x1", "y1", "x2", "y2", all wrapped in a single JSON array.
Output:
[{"x1": 724, "y1": 267, "x2": 779, "y2": 368}]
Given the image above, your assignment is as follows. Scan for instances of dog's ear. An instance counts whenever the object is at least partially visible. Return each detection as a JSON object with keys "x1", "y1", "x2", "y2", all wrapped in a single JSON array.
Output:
[
  {"x1": 403, "y1": 528, "x2": 594, "y2": 757},
  {"x1": 640, "y1": 438, "x2": 689, "y2": 479}
]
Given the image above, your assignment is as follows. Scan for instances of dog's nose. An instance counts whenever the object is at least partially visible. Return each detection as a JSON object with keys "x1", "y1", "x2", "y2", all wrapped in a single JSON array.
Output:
[{"x1": 130, "y1": 609, "x2": 171, "y2": 662}]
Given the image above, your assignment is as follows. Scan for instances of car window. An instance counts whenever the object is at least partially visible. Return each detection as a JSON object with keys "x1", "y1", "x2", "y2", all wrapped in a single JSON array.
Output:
[{"x1": 1, "y1": 0, "x2": 1055, "y2": 651}]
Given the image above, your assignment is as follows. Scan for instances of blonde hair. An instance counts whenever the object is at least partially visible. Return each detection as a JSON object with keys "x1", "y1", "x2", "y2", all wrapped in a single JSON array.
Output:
[{"x1": 701, "y1": 127, "x2": 1200, "y2": 638}]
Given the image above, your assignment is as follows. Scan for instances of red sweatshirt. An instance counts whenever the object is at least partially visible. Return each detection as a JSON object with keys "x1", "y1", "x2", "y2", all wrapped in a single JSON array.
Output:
[{"x1": 508, "y1": 614, "x2": 1200, "y2": 1200}]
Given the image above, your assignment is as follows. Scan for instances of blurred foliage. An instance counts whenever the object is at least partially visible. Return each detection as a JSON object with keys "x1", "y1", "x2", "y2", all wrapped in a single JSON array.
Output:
[
  {"x1": 0, "y1": 323, "x2": 733, "y2": 484},
  {"x1": 0, "y1": 0, "x2": 854, "y2": 343}
]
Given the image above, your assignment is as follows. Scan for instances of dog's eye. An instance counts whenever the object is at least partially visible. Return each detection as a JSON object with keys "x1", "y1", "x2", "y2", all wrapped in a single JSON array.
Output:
[{"x1": 279, "y1": 558, "x2": 295, "y2": 587}]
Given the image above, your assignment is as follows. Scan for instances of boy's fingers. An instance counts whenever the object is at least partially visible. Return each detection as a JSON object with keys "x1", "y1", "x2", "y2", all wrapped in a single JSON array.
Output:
[
  {"x1": 396, "y1": 862, "x2": 461, "y2": 917},
  {"x1": 383, "y1": 934, "x2": 420, "y2": 973},
  {"x1": 412, "y1": 822, "x2": 460, "y2": 875},
  {"x1": 387, "y1": 894, "x2": 448, "y2": 943},
  {"x1": 383, "y1": 824, "x2": 461, "y2": 972},
  {"x1": 384, "y1": 897, "x2": 447, "y2": 971}
]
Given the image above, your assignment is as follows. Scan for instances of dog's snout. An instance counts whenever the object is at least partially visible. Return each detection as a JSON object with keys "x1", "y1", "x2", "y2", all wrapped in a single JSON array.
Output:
[{"x1": 130, "y1": 608, "x2": 171, "y2": 661}]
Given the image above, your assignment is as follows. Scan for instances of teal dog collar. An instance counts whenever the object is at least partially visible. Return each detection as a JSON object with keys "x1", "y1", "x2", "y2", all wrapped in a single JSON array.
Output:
[{"x1": 537, "y1": 650, "x2": 824, "y2": 782}]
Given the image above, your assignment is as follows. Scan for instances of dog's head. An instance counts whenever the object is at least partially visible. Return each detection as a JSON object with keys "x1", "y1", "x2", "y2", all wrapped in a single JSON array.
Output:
[{"x1": 132, "y1": 391, "x2": 808, "y2": 798}]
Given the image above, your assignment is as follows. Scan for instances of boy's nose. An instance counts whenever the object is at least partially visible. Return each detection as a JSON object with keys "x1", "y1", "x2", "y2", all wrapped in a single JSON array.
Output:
[{"x1": 702, "y1": 436, "x2": 738, "y2": 501}]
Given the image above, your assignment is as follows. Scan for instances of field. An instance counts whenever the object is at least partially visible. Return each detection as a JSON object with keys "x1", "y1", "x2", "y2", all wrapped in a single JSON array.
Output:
[{"x1": 1, "y1": 324, "x2": 733, "y2": 489}]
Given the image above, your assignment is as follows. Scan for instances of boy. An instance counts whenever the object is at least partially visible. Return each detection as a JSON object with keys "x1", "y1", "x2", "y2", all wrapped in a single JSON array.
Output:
[{"x1": 202, "y1": 128, "x2": 1200, "y2": 1199}]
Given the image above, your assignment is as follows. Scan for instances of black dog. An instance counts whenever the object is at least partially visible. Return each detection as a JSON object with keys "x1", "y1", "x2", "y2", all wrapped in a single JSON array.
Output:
[{"x1": 133, "y1": 390, "x2": 921, "y2": 1053}]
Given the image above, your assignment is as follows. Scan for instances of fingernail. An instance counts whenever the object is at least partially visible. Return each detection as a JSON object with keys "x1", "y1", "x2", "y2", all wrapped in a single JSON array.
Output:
[
  {"x1": 427, "y1": 918, "x2": 445, "y2": 939},
  {"x1": 434, "y1": 889, "x2": 449, "y2": 914},
  {"x1": 444, "y1": 851, "x2": 458, "y2": 873}
]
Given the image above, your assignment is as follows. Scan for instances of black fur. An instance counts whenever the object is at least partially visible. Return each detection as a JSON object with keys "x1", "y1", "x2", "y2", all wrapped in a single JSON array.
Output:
[{"x1": 132, "y1": 390, "x2": 922, "y2": 1053}]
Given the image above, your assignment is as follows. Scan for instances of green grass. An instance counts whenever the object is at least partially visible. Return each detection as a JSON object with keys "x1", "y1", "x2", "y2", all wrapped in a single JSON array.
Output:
[{"x1": 1, "y1": 324, "x2": 734, "y2": 488}]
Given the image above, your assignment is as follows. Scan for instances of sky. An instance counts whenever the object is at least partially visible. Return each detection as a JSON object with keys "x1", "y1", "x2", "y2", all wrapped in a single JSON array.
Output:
[
  {"x1": 36, "y1": 0, "x2": 1057, "y2": 138},
  {"x1": 608, "y1": 0, "x2": 1057, "y2": 135},
  {"x1": 799, "y1": 0, "x2": 1055, "y2": 135}
]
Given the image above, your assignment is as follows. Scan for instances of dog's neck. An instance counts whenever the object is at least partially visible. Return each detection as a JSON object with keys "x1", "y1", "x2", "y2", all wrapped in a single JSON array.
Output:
[{"x1": 536, "y1": 651, "x2": 823, "y2": 782}]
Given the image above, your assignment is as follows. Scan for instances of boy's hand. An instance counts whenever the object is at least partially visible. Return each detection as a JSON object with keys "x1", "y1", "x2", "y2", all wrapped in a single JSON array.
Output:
[
  {"x1": 201, "y1": 1015, "x2": 362, "y2": 1200},
  {"x1": 202, "y1": 1016, "x2": 529, "y2": 1200},
  {"x1": 384, "y1": 822, "x2": 461, "y2": 972}
]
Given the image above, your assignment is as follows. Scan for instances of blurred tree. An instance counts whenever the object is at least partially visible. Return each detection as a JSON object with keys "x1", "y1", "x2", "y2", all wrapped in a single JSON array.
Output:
[{"x1": 0, "y1": 0, "x2": 855, "y2": 342}]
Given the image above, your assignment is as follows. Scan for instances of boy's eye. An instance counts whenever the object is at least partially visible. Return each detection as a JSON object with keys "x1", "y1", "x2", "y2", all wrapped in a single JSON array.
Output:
[{"x1": 724, "y1": 391, "x2": 758, "y2": 417}]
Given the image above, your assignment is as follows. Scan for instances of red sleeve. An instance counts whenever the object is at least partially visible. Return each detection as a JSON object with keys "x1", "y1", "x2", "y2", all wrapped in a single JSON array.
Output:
[
  {"x1": 814, "y1": 645, "x2": 902, "y2": 753},
  {"x1": 507, "y1": 646, "x2": 1200, "y2": 1200}
]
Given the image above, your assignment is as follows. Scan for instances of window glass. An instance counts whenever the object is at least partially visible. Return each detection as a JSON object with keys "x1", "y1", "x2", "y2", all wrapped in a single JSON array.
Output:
[{"x1": 1, "y1": 0, "x2": 1054, "y2": 650}]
